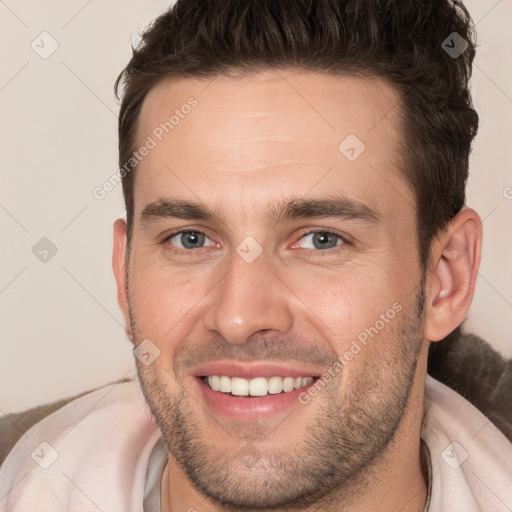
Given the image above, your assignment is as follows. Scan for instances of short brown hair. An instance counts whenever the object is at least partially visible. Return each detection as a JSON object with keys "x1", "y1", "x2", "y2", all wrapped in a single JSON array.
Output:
[{"x1": 115, "y1": 0, "x2": 478, "y2": 268}]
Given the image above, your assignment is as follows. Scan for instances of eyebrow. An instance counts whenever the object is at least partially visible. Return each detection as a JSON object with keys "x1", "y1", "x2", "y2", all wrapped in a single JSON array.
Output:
[{"x1": 140, "y1": 195, "x2": 380, "y2": 229}]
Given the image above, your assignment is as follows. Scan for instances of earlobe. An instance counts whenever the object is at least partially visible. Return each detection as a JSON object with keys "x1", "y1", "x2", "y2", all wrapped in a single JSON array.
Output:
[
  {"x1": 112, "y1": 218, "x2": 133, "y2": 341},
  {"x1": 424, "y1": 207, "x2": 482, "y2": 342}
]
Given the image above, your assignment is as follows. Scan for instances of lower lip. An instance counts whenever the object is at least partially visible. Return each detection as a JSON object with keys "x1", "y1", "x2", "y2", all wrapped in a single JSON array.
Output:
[{"x1": 194, "y1": 377, "x2": 317, "y2": 421}]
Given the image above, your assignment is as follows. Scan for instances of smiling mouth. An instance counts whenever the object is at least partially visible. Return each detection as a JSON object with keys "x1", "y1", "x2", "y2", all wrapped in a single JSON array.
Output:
[{"x1": 201, "y1": 375, "x2": 318, "y2": 397}]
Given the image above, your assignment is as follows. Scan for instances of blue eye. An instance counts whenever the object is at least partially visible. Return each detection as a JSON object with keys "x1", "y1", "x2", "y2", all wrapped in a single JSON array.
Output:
[
  {"x1": 297, "y1": 231, "x2": 344, "y2": 250},
  {"x1": 161, "y1": 228, "x2": 347, "y2": 257},
  {"x1": 167, "y1": 230, "x2": 214, "y2": 250}
]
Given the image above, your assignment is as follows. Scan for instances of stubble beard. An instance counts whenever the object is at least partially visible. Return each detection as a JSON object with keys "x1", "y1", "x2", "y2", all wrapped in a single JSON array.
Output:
[{"x1": 132, "y1": 293, "x2": 425, "y2": 511}]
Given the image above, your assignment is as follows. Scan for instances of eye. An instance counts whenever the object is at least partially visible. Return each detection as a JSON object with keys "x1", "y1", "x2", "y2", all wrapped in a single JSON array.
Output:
[
  {"x1": 161, "y1": 228, "x2": 347, "y2": 256},
  {"x1": 296, "y1": 230, "x2": 345, "y2": 251},
  {"x1": 165, "y1": 230, "x2": 216, "y2": 251}
]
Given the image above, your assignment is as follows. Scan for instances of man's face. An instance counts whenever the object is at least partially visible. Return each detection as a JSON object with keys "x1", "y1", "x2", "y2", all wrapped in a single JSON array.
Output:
[{"x1": 121, "y1": 70, "x2": 426, "y2": 508}]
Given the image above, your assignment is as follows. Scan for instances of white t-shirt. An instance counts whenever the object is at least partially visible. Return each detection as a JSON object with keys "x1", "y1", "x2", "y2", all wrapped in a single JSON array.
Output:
[{"x1": 0, "y1": 376, "x2": 511, "y2": 511}]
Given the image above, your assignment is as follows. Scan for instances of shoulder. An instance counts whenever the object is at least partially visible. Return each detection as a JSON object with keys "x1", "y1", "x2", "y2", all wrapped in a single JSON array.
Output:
[
  {"x1": 0, "y1": 377, "x2": 159, "y2": 509},
  {"x1": 422, "y1": 375, "x2": 512, "y2": 511},
  {"x1": 427, "y1": 326, "x2": 512, "y2": 442},
  {"x1": 0, "y1": 377, "x2": 135, "y2": 468}
]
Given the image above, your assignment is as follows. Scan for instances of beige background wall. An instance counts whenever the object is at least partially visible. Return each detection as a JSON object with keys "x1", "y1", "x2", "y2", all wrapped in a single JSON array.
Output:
[{"x1": 1, "y1": 0, "x2": 511, "y2": 414}]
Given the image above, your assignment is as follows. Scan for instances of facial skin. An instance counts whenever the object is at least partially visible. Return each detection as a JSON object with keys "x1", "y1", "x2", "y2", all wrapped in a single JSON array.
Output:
[{"x1": 112, "y1": 70, "x2": 482, "y2": 511}]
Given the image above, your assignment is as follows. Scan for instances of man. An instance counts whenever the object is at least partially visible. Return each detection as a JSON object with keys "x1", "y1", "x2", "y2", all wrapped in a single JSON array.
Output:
[{"x1": 1, "y1": 0, "x2": 511, "y2": 511}]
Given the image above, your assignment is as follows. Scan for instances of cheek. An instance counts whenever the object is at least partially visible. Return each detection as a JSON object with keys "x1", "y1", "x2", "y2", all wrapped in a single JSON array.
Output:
[
  {"x1": 129, "y1": 258, "x2": 214, "y2": 341},
  {"x1": 128, "y1": 241, "x2": 418, "y2": 356},
  {"x1": 286, "y1": 261, "x2": 408, "y2": 352}
]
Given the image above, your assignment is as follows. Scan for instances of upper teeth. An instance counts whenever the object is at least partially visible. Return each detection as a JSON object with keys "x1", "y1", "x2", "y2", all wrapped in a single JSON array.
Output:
[{"x1": 204, "y1": 376, "x2": 314, "y2": 396}]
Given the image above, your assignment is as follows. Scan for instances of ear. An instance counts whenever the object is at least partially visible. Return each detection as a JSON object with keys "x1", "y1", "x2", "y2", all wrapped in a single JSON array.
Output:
[
  {"x1": 423, "y1": 207, "x2": 482, "y2": 342},
  {"x1": 112, "y1": 218, "x2": 133, "y2": 342}
]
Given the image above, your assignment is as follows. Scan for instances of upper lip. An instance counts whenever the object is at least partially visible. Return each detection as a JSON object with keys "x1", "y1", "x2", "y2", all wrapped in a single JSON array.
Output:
[{"x1": 191, "y1": 360, "x2": 323, "y2": 380}]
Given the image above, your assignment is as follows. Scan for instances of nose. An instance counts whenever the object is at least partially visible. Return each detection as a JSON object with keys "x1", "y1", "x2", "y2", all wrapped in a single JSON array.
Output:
[{"x1": 202, "y1": 251, "x2": 294, "y2": 345}]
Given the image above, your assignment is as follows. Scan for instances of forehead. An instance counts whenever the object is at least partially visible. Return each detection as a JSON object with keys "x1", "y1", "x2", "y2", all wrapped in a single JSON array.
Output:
[{"x1": 134, "y1": 70, "x2": 412, "y2": 221}]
